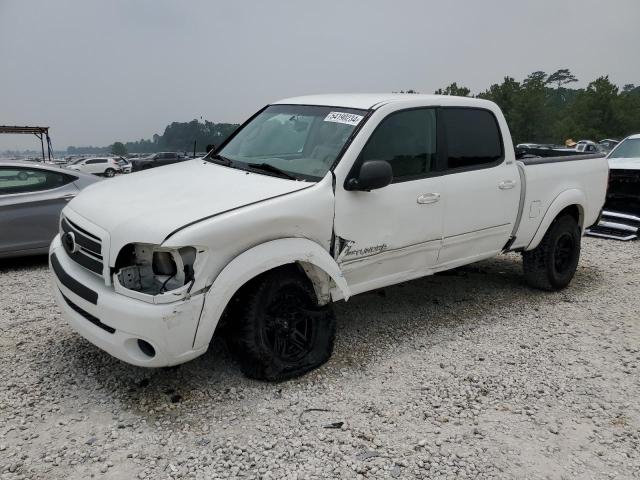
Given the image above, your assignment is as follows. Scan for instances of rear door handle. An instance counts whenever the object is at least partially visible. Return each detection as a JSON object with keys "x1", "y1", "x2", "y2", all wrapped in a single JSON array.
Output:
[
  {"x1": 417, "y1": 193, "x2": 440, "y2": 204},
  {"x1": 498, "y1": 180, "x2": 516, "y2": 190},
  {"x1": 59, "y1": 193, "x2": 76, "y2": 201}
]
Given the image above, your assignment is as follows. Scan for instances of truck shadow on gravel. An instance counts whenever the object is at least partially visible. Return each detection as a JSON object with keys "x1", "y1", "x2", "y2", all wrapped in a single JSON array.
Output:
[{"x1": 44, "y1": 253, "x2": 602, "y2": 413}]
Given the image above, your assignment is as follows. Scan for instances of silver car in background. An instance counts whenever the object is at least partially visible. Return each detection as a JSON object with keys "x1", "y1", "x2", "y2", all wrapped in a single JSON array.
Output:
[{"x1": 0, "y1": 161, "x2": 101, "y2": 258}]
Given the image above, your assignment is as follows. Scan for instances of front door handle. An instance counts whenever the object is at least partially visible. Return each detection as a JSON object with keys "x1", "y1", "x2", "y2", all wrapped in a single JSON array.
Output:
[
  {"x1": 59, "y1": 193, "x2": 76, "y2": 201},
  {"x1": 498, "y1": 180, "x2": 516, "y2": 190},
  {"x1": 417, "y1": 193, "x2": 440, "y2": 204}
]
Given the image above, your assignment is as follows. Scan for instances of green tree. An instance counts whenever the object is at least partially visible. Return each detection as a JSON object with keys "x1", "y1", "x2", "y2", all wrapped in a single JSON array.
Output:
[
  {"x1": 477, "y1": 76, "x2": 522, "y2": 131},
  {"x1": 546, "y1": 69, "x2": 578, "y2": 89},
  {"x1": 110, "y1": 141, "x2": 127, "y2": 156},
  {"x1": 435, "y1": 82, "x2": 471, "y2": 96}
]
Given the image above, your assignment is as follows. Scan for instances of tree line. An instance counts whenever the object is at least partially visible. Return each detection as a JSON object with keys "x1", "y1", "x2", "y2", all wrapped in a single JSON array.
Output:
[
  {"x1": 432, "y1": 69, "x2": 640, "y2": 145},
  {"x1": 62, "y1": 69, "x2": 639, "y2": 156},
  {"x1": 66, "y1": 120, "x2": 239, "y2": 156}
]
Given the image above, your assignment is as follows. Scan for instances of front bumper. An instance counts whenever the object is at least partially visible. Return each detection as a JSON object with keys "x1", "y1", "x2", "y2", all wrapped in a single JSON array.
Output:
[{"x1": 49, "y1": 235, "x2": 208, "y2": 367}]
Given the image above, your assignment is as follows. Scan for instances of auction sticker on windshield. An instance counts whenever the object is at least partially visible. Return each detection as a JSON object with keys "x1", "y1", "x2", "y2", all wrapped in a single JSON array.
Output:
[{"x1": 324, "y1": 112, "x2": 364, "y2": 126}]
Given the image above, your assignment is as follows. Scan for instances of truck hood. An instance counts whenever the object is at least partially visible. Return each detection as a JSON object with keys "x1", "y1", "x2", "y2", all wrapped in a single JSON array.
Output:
[
  {"x1": 608, "y1": 157, "x2": 640, "y2": 171},
  {"x1": 66, "y1": 159, "x2": 312, "y2": 247}
]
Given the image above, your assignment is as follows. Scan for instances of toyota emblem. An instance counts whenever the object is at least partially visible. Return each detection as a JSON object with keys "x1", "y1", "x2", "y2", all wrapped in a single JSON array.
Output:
[{"x1": 62, "y1": 231, "x2": 78, "y2": 254}]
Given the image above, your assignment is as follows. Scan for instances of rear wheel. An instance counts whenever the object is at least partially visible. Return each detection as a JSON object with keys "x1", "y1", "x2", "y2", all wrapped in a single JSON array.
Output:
[
  {"x1": 523, "y1": 214, "x2": 581, "y2": 291},
  {"x1": 229, "y1": 268, "x2": 336, "y2": 381},
  {"x1": 104, "y1": 168, "x2": 115, "y2": 177}
]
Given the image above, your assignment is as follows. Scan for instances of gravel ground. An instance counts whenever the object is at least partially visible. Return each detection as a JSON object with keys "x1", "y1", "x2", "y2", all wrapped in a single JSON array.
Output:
[{"x1": 0, "y1": 237, "x2": 639, "y2": 480}]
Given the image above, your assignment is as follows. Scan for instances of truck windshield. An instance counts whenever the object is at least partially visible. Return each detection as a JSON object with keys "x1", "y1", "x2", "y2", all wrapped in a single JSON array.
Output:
[
  {"x1": 609, "y1": 138, "x2": 640, "y2": 160},
  {"x1": 215, "y1": 104, "x2": 367, "y2": 181}
]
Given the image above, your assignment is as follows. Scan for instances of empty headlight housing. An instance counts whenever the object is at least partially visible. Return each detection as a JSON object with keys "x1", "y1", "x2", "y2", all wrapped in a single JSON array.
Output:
[{"x1": 113, "y1": 243, "x2": 200, "y2": 303}]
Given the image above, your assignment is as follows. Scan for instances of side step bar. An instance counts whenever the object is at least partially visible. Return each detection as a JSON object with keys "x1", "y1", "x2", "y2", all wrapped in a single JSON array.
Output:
[{"x1": 586, "y1": 210, "x2": 640, "y2": 241}]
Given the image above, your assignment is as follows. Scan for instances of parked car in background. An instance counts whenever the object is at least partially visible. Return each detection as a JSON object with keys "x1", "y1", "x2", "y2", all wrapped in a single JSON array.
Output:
[
  {"x1": 130, "y1": 152, "x2": 186, "y2": 172},
  {"x1": 0, "y1": 161, "x2": 100, "y2": 258},
  {"x1": 575, "y1": 140, "x2": 602, "y2": 153},
  {"x1": 66, "y1": 157, "x2": 122, "y2": 177},
  {"x1": 598, "y1": 139, "x2": 619, "y2": 152},
  {"x1": 587, "y1": 133, "x2": 640, "y2": 241},
  {"x1": 115, "y1": 157, "x2": 132, "y2": 173},
  {"x1": 49, "y1": 94, "x2": 607, "y2": 380}
]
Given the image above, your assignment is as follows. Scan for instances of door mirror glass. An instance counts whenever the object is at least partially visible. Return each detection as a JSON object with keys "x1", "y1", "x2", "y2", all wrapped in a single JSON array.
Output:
[{"x1": 347, "y1": 160, "x2": 393, "y2": 191}]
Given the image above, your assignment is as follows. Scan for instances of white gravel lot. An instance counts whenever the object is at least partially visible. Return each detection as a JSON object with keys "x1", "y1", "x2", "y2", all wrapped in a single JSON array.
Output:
[{"x1": 0, "y1": 237, "x2": 639, "y2": 480}]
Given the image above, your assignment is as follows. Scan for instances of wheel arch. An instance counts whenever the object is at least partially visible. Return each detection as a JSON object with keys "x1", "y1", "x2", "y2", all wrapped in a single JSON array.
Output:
[
  {"x1": 192, "y1": 238, "x2": 350, "y2": 350},
  {"x1": 526, "y1": 189, "x2": 585, "y2": 251}
]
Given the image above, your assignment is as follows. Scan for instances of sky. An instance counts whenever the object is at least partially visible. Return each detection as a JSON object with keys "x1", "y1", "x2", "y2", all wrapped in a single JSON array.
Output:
[{"x1": 1, "y1": 0, "x2": 639, "y2": 151}]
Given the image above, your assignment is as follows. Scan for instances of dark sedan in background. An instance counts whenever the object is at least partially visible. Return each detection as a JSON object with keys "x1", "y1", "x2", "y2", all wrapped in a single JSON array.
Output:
[
  {"x1": 0, "y1": 161, "x2": 100, "y2": 258},
  {"x1": 129, "y1": 152, "x2": 187, "y2": 172}
]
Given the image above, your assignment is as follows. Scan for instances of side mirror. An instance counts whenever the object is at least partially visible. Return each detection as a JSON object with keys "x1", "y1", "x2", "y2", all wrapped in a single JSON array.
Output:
[{"x1": 346, "y1": 160, "x2": 393, "y2": 191}]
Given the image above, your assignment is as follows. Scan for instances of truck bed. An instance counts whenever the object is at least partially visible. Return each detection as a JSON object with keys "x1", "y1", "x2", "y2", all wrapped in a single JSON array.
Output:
[{"x1": 509, "y1": 154, "x2": 608, "y2": 251}]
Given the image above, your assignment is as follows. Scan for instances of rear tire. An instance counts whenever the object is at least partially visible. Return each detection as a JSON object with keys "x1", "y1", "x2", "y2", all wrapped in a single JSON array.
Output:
[
  {"x1": 523, "y1": 214, "x2": 581, "y2": 291},
  {"x1": 229, "y1": 268, "x2": 336, "y2": 381},
  {"x1": 104, "y1": 168, "x2": 115, "y2": 177}
]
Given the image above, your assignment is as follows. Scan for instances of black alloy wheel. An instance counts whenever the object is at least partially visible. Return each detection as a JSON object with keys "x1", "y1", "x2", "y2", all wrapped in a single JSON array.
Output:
[
  {"x1": 229, "y1": 267, "x2": 336, "y2": 381},
  {"x1": 523, "y1": 214, "x2": 581, "y2": 291}
]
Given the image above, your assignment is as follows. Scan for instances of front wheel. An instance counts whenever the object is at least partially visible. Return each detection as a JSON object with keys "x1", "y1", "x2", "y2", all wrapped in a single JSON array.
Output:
[
  {"x1": 523, "y1": 214, "x2": 581, "y2": 291},
  {"x1": 229, "y1": 268, "x2": 336, "y2": 381},
  {"x1": 104, "y1": 168, "x2": 115, "y2": 177}
]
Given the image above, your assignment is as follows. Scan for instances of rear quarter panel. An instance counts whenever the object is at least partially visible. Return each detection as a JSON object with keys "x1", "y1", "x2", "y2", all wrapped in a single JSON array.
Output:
[{"x1": 511, "y1": 156, "x2": 608, "y2": 250}]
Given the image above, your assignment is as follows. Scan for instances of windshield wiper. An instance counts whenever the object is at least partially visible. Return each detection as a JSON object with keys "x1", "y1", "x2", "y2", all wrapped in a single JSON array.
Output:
[
  {"x1": 247, "y1": 162, "x2": 298, "y2": 180},
  {"x1": 205, "y1": 153, "x2": 233, "y2": 166}
]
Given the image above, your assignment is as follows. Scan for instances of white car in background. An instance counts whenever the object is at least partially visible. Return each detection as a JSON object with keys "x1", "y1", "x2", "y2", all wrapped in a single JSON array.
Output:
[
  {"x1": 66, "y1": 157, "x2": 122, "y2": 177},
  {"x1": 115, "y1": 157, "x2": 132, "y2": 174}
]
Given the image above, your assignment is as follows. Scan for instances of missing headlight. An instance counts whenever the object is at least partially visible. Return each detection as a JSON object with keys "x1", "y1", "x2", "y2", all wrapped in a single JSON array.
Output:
[{"x1": 115, "y1": 244, "x2": 197, "y2": 296}]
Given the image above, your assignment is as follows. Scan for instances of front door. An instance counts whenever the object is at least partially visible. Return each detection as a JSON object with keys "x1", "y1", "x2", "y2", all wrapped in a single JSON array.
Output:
[{"x1": 333, "y1": 107, "x2": 444, "y2": 295}]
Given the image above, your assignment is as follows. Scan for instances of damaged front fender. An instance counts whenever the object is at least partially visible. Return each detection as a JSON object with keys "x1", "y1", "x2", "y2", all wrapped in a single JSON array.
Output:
[{"x1": 192, "y1": 238, "x2": 350, "y2": 351}]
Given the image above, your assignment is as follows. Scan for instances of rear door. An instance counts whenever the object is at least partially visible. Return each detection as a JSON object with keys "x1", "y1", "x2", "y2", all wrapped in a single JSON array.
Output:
[
  {"x1": 436, "y1": 107, "x2": 520, "y2": 268},
  {"x1": 0, "y1": 167, "x2": 78, "y2": 255},
  {"x1": 333, "y1": 107, "x2": 445, "y2": 294},
  {"x1": 166, "y1": 153, "x2": 180, "y2": 165},
  {"x1": 158, "y1": 153, "x2": 174, "y2": 166}
]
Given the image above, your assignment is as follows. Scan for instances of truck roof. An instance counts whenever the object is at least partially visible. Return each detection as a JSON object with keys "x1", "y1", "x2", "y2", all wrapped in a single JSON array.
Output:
[{"x1": 273, "y1": 93, "x2": 493, "y2": 111}]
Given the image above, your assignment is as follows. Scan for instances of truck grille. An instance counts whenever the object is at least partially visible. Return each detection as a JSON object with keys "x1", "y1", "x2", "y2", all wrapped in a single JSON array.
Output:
[{"x1": 60, "y1": 215, "x2": 105, "y2": 276}]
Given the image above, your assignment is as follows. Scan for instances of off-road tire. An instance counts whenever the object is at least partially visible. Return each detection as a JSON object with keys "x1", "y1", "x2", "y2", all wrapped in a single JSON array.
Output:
[
  {"x1": 229, "y1": 268, "x2": 336, "y2": 381},
  {"x1": 523, "y1": 214, "x2": 581, "y2": 291},
  {"x1": 104, "y1": 168, "x2": 115, "y2": 177}
]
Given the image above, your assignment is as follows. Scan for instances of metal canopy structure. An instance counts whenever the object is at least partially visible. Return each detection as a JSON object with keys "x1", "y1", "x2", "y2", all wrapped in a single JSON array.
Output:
[{"x1": 0, "y1": 125, "x2": 53, "y2": 162}]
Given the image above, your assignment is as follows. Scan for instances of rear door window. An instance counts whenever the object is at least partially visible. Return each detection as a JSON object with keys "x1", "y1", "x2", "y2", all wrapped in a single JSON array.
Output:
[
  {"x1": 442, "y1": 108, "x2": 503, "y2": 170},
  {"x1": 0, "y1": 168, "x2": 75, "y2": 195}
]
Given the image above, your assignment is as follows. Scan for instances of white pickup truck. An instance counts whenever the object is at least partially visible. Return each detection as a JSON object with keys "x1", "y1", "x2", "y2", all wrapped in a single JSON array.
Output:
[{"x1": 49, "y1": 94, "x2": 608, "y2": 380}]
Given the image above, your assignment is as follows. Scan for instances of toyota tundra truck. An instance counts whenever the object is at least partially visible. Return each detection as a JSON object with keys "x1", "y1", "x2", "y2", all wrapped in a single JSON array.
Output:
[{"x1": 49, "y1": 94, "x2": 608, "y2": 380}]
